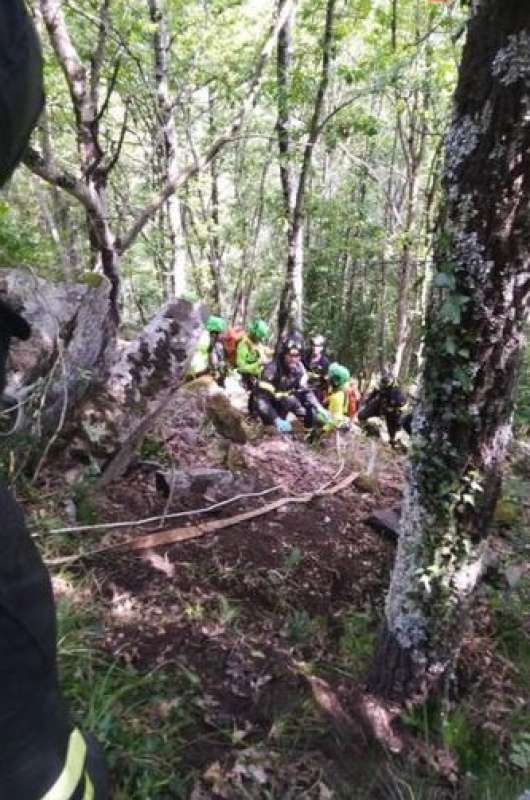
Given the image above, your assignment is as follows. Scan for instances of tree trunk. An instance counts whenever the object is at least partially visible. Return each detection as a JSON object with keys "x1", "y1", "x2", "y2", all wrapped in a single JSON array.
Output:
[
  {"x1": 148, "y1": 0, "x2": 187, "y2": 298},
  {"x1": 276, "y1": 0, "x2": 337, "y2": 341},
  {"x1": 367, "y1": 0, "x2": 530, "y2": 706}
]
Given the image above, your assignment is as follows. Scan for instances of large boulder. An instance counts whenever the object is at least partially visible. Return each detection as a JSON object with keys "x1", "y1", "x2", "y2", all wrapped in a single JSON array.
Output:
[
  {"x1": 0, "y1": 268, "x2": 112, "y2": 396},
  {"x1": 0, "y1": 269, "x2": 205, "y2": 463}
]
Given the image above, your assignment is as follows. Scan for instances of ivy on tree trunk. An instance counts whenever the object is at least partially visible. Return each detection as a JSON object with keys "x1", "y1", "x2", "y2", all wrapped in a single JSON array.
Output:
[{"x1": 367, "y1": 0, "x2": 530, "y2": 706}]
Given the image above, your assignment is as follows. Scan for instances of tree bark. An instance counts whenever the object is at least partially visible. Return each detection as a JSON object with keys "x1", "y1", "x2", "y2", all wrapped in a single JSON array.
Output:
[
  {"x1": 32, "y1": 0, "x2": 121, "y2": 323},
  {"x1": 148, "y1": 0, "x2": 187, "y2": 298},
  {"x1": 277, "y1": 0, "x2": 337, "y2": 340},
  {"x1": 367, "y1": 0, "x2": 530, "y2": 706}
]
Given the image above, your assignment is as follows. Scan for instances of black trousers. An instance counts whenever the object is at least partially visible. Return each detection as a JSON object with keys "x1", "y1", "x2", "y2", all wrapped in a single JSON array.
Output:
[
  {"x1": 358, "y1": 397, "x2": 403, "y2": 442},
  {"x1": 0, "y1": 482, "x2": 108, "y2": 799},
  {"x1": 252, "y1": 389, "x2": 322, "y2": 429}
]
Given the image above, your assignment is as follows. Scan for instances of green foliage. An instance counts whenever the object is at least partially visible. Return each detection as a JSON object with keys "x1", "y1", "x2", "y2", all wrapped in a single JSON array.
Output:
[
  {"x1": 515, "y1": 342, "x2": 530, "y2": 434},
  {"x1": 441, "y1": 710, "x2": 498, "y2": 774},
  {"x1": 284, "y1": 609, "x2": 317, "y2": 645},
  {"x1": 0, "y1": 200, "x2": 57, "y2": 270},
  {"x1": 338, "y1": 611, "x2": 377, "y2": 675},
  {"x1": 57, "y1": 597, "x2": 202, "y2": 799}
]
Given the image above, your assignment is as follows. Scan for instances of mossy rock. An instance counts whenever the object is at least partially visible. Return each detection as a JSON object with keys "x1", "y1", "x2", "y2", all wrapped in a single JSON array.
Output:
[
  {"x1": 78, "y1": 272, "x2": 105, "y2": 288},
  {"x1": 494, "y1": 497, "x2": 520, "y2": 527},
  {"x1": 354, "y1": 474, "x2": 380, "y2": 495},
  {"x1": 206, "y1": 392, "x2": 249, "y2": 445}
]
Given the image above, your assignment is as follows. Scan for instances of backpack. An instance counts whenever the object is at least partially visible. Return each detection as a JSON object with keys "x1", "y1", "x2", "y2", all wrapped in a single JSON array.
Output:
[
  {"x1": 344, "y1": 384, "x2": 359, "y2": 418},
  {"x1": 222, "y1": 326, "x2": 246, "y2": 367}
]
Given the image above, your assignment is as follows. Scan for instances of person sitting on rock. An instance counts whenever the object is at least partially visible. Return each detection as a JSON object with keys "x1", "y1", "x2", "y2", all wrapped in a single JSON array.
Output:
[
  {"x1": 357, "y1": 369, "x2": 407, "y2": 447},
  {"x1": 235, "y1": 319, "x2": 270, "y2": 393},
  {"x1": 187, "y1": 315, "x2": 227, "y2": 385},
  {"x1": 303, "y1": 334, "x2": 330, "y2": 403}
]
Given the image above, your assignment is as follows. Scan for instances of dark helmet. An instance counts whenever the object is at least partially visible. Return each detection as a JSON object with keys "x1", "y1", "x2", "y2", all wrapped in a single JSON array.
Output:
[
  {"x1": 284, "y1": 329, "x2": 305, "y2": 352},
  {"x1": 281, "y1": 337, "x2": 302, "y2": 358},
  {"x1": 380, "y1": 370, "x2": 394, "y2": 388}
]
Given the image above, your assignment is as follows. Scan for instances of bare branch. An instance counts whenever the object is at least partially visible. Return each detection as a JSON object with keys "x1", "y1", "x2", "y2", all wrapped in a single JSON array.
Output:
[
  {"x1": 90, "y1": 0, "x2": 112, "y2": 106},
  {"x1": 101, "y1": 101, "x2": 130, "y2": 177},
  {"x1": 23, "y1": 146, "x2": 101, "y2": 216},
  {"x1": 95, "y1": 54, "x2": 122, "y2": 124},
  {"x1": 39, "y1": 0, "x2": 88, "y2": 107}
]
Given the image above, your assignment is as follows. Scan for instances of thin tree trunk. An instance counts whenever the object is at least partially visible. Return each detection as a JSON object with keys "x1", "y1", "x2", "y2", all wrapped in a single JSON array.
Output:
[
  {"x1": 277, "y1": 0, "x2": 337, "y2": 339},
  {"x1": 148, "y1": 0, "x2": 187, "y2": 298}
]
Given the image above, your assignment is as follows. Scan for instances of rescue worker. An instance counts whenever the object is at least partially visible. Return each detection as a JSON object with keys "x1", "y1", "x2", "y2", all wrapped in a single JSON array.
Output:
[
  {"x1": 325, "y1": 362, "x2": 353, "y2": 430},
  {"x1": 358, "y1": 370, "x2": 407, "y2": 447},
  {"x1": 303, "y1": 334, "x2": 330, "y2": 403},
  {"x1": 253, "y1": 340, "x2": 327, "y2": 434},
  {"x1": 236, "y1": 319, "x2": 270, "y2": 391},
  {"x1": 187, "y1": 315, "x2": 227, "y2": 385},
  {"x1": 0, "y1": 3, "x2": 108, "y2": 797}
]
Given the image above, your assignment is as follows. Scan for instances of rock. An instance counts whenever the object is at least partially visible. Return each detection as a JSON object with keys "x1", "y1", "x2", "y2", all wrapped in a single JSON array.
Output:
[
  {"x1": 511, "y1": 440, "x2": 530, "y2": 479},
  {"x1": 354, "y1": 474, "x2": 380, "y2": 495},
  {"x1": 365, "y1": 508, "x2": 401, "y2": 542},
  {"x1": 0, "y1": 268, "x2": 113, "y2": 437},
  {"x1": 224, "y1": 444, "x2": 250, "y2": 471},
  {"x1": 494, "y1": 497, "x2": 520, "y2": 526},
  {"x1": 206, "y1": 392, "x2": 249, "y2": 444},
  {"x1": 504, "y1": 564, "x2": 525, "y2": 589},
  {"x1": 155, "y1": 467, "x2": 235, "y2": 499}
]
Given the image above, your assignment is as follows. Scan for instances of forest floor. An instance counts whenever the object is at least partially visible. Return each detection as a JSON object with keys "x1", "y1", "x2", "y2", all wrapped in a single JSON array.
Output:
[{"x1": 29, "y1": 384, "x2": 530, "y2": 800}]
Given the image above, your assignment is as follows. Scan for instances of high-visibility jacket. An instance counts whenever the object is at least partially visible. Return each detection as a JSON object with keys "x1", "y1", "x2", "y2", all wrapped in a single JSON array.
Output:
[
  {"x1": 0, "y1": 483, "x2": 107, "y2": 799},
  {"x1": 327, "y1": 388, "x2": 348, "y2": 423},
  {"x1": 236, "y1": 336, "x2": 267, "y2": 378}
]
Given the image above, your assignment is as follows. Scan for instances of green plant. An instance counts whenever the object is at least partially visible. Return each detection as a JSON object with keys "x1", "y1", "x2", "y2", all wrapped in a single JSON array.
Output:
[
  {"x1": 509, "y1": 732, "x2": 530, "y2": 771},
  {"x1": 338, "y1": 611, "x2": 377, "y2": 676},
  {"x1": 56, "y1": 598, "x2": 202, "y2": 799},
  {"x1": 281, "y1": 546, "x2": 304, "y2": 572},
  {"x1": 284, "y1": 609, "x2": 316, "y2": 645}
]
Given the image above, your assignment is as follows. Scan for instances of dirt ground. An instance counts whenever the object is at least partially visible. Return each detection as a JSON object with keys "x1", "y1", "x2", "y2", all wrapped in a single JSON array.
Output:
[{"x1": 42, "y1": 392, "x2": 529, "y2": 798}]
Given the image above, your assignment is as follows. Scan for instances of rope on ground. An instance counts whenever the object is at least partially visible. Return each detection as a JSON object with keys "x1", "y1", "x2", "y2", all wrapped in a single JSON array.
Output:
[
  {"x1": 40, "y1": 485, "x2": 284, "y2": 537},
  {"x1": 45, "y1": 470, "x2": 359, "y2": 567}
]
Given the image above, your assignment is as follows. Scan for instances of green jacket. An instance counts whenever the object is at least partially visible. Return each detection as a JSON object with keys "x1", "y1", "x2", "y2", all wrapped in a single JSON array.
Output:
[{"x1": 236, "y1": 336, "x2": 265, "y2": 377}]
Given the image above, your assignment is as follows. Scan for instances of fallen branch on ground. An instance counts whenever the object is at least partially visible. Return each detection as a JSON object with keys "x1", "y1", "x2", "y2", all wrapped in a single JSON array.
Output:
[{"x1": 46, "y1": 470, "x2": 359, "y2": 566}]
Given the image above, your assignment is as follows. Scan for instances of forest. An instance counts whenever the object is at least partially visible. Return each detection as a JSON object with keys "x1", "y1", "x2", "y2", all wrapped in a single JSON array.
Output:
[{"x1": 0, "y1": 0, "x2": 529, "y2": 798}]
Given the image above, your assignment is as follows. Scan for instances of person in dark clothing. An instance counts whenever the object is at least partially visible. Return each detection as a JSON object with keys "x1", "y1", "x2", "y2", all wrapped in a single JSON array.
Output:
[
  {"x1": 0, "y1": 298, "x2": 31, "y2": 389},
  {"x1": 252, "y1": 340, "x2": 327, "y2": 433},
  {"x1": 0, "y1": 3, "x2": 108, "y2": 798},
  {"x1": 358, "y1": 370, "x2": 407, "y2": 447},
  {"x1": 303, "y1": 334, "x2": 330, "y2": 403}
]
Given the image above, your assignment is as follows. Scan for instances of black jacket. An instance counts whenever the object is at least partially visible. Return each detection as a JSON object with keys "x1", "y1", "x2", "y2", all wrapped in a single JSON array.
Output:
[
  {"x1": 262, "y1": 359, "x2": 307, "y2": 394},
  {"x1": 0, "y1": 483, "x2": 108, "y2": 798}
]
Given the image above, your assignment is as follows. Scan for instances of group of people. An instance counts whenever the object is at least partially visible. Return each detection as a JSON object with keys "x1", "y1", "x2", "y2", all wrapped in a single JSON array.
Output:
[{"x1": 188, "y1": 316, "x2": 412, "y2": 445}]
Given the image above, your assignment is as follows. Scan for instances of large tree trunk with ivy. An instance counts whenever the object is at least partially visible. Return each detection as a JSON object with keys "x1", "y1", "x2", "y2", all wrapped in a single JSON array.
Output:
[{"x1": 367, "y1": 0, "x2": 530, "y2": 706}]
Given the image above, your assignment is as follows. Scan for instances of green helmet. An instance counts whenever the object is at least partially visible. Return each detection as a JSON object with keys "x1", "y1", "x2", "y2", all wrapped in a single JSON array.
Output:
[
  {"x1": 328, "y1": 362, "x2": 350, "y2": 388},
  {"x1": 206, "y1": 315, "x2": 226, "y2": 334},
  {"x1": 249, "y1": 319, "x2": 269, "y2": 342}
]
